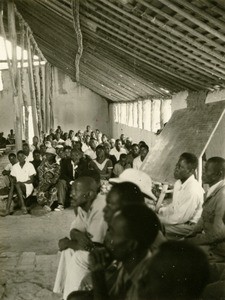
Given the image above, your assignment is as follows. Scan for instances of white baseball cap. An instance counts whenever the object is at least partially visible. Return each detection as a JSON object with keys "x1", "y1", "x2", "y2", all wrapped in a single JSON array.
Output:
[{"x1": 109, "y1": 168, "x2": 157, "y2": 201}]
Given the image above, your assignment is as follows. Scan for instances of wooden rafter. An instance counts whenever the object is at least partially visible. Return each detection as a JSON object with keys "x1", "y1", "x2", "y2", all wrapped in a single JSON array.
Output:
[
  {"x1": 80, "y1": 11, "x2": 225, "y2": 79},
  {"x1": 96, "y1": 0, "x2": 225, "y2": 62},
  {"x1": 82, "y1": 27, "x2": 208, "y2": 89},
  {"x1": 172, "y1": 0, "x2": 225, "y2": 30},
  {"x1": 80, "y1": 16, "x2": 223, "y2": 83},
  {"x1": 14, "y1": 0, "x2": 225, "y2": 103},
  {"x1": 155, "y1": 0, "x2": 225, "y2": 42}
]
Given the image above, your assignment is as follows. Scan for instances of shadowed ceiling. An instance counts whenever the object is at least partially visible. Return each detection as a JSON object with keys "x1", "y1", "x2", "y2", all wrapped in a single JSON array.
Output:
[{"x1": 7, "y1": 0, "x2": 225, "y2": 101}]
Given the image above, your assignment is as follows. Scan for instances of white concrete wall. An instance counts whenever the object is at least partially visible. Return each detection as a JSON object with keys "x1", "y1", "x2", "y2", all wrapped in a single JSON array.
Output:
[
  {"x1": 0, "y1": 68, "x2": 110, "y2": 138},
  {"x1": 111, "y1": 122, "x2": 157, "y2": 147},
  {"x1": 53, "y1": 69, "x2": 110, "y2": 135}
]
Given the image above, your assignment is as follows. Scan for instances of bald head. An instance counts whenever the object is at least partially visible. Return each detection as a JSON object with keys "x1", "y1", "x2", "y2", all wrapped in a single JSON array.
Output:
[
  {"x1": 75, "y1": 176, "x2": 98, "y2": 193},
  {"x1": 71, "y1": 176, "x2": 98, "y2": 211}
]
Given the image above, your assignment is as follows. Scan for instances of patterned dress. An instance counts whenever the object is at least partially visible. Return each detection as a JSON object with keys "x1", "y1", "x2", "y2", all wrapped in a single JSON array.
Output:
[{"x1": 37, "y1": 160, "x2": 60, "y2": 207}]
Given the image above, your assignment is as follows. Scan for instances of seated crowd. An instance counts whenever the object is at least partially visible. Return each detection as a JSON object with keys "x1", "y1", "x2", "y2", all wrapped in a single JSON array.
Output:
[{"x1": 1, "y1": 124, "x2": 225, "y2": 300}]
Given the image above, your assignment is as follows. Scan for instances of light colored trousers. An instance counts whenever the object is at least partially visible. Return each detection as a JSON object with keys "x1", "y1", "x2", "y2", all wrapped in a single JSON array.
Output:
[
  {"x1": 164, "y1": 223, "x2": 195, "y2": 240},
  {"x1": 53, "y1": 249, "x2": 90, "y2": 300}
]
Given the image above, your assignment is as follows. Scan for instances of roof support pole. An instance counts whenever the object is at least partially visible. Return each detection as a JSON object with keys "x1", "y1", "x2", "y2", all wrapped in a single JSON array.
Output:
[
  {"x1": 39, "y1": 60, "x2": 45, "y2": 142},
  {"x1": 27, "y1": 28, "x2": 39, "y2": 138},
  {"x1": 44, "y1": 63, "x2": 51, "y2": 133},
  {"x1": 19, "y1": 21, "x2": 29, "y2": 143},
  {"x1": 49, "y1": 65, "x2": 54, "y2": 131},
  {"x1": 7, "y1": 0, "x2": 23, "y2": 151}
]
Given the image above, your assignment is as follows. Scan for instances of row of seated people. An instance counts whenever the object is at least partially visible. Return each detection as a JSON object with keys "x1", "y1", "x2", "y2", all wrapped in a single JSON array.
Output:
[
  {"x1": 1, "y1": 126, "x2": 225, "y2": 299},
  {"x1": 52, "y1": 154, "x2": 225, "y2": 300},
  {"x1": 2, "y1": 127, "x2": 151, "y2": 214},
  {"x1": 0, "y1": 130, "x2": 15, "y2": 148}
]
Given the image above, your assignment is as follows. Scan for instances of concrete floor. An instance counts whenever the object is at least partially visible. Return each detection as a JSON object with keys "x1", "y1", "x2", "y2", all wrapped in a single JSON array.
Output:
[{"x1": 0, "y1": 153, "x2": 75, "y2": 299}]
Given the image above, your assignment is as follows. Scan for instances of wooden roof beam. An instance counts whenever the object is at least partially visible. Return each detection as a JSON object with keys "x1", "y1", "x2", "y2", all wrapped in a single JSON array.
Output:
[
  {"x1": 80, "y1": 67, "x2": 132, "y2": 101},
  {"x1": 83, "y1": 31, "x2": 195, "y2": 91},
  {"x1": 80, "y1": 10, "x2": 225, "y2": 78},
  {"x1": 96, "y1": 0, "x2": 225, "y2": 63},
  {"x1": 85, "y1": 28, "x2": 209, "y2": 89},
  {"x1": 81, "y1": 57, "x2": 156, "y2": 98},
  {"x1": 83, "y1": 36, "x2": 197, "y2": 92},
  {"x1": 137, "y1": 0, "x2": 225, "y2": 51},
  {"x1": 80, "y1": 73, "x2": 128, "y2": 101},
  {"x1": 85, "y1": 0, "x2": 225, "y2": 70},
  {"x1": 172, "y1": 0, "x2": 225, "y2": 30},
  {"x1": 95, "y1": 26, "x2": 220, "y2": 83},
  {"x1": 81, "y1": 16, "x2": 224, "y2": 82},
  {"x1": 82, "y1": 51, "x2": 167, "y2": 96},
  {"x1": 155, "y1": 0, "x2": 225, "y2": 43},
  {"x1": 81, "y1": 63, "x2": 139, "y2": 99}
]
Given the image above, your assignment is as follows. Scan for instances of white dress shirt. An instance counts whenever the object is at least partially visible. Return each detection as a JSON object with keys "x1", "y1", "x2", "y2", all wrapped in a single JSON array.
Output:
[
  {"x1": 25, "y1": 152, "x2": 33, "y2": 163},
  {"x1": 133, "y1": 156, "x2": 143, "y2": 170},
  {"x1": 109, "y1": 147, "x2": 126, "y2": 161},
  {"x1": 70, "y1": 193, "x2": 108, "y2": 243},
  {"x1": 11, "y1": 162, "x2": 36, "y2": 197},
  {"x1": 84, "y1": 148, "x2": 96, "y2": 160},
  {"x1": 159, "y1": 175, "x2": 204, "y2": 225}
]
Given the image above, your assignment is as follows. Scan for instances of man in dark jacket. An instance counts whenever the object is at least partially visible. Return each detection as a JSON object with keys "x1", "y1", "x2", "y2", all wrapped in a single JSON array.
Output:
[{"x1": 57, "y1": 149, "x2": 83, "y2": 208}]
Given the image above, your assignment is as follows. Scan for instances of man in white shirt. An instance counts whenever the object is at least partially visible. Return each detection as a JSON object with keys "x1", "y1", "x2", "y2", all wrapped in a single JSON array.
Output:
[
  {"x1": 158, "y1": 153, "x2": 204, "y2": 239},
  {"x1": 109, "y1": 139, "x2": 126, "y2": 161},
  {"x1": 54, "y1": 132, "x2": 65, "y2": 146},
  {"x1": 56, "y1": 145, "x2": 64, "y2": 165},
  {"x1": 84, "y1": 138, "x2": 97, "y2": 160},
  {"x1": 133, "y1": 144, "x2": 149, "y2": 170},
  {"x1": 53, "y1": 176, "x2": 107, "y2": 299},
  {"x1": 6, "y1": 150, "x2": 36, "y2": 215},
  {"x1": 22, "y1": 143, "x2": 33, "y2": 162},
  {"x1": 82, "y1": 135, "x2": 90, "y2": 153}
]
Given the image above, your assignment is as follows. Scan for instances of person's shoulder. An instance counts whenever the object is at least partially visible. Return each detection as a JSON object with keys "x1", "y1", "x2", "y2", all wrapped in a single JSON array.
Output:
[
  {"x1": 133, "y1": 156, "x2": 139, "y2": 163},
  {"x1": 26, "y1": 161, "x2": 36, "y2": 169},
  {"x1": 215, "y1": 181, "x2": 225, "y2": 196},
  {"x1": 93, "y1": 193, "x2": 106, "y2": 210},
  {"x1": 106, "y1": 158, "x2": 113, "y2": 164},
  {"x1": 11, "y1": 162, "x2": 19, "y2": 170}
]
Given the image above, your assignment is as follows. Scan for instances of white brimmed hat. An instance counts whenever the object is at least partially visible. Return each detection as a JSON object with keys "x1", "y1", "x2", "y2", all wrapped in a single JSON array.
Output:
[
  {"x1": 109, "y1": 168, "x2": 157, "y2": 200},
  {"x1": 46, "y1": 147, "x2": 56, "y2": 155},
  {"x1": 55, "y1": 144, "x2": 64, "y2": 149}
]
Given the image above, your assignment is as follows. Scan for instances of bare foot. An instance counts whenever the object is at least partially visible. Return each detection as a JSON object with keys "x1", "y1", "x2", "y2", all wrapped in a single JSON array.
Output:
[{"x1": 21, "y1": 207, "x2": 28, "y2": 215}]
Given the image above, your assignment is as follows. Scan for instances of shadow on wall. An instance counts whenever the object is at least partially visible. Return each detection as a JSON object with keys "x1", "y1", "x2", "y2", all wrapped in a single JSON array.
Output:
[{"x1": 52, "y1": 68, "x2": 110, "y2": 135}]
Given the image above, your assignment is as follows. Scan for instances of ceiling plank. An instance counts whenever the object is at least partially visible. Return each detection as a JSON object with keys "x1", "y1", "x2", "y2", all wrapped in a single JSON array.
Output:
[
  {"x1": 80, "y1": 10, "x2": 225, "y2": 79},
  {"x1": 155, "y1": 0, "x2": 225, "y2": 42},
  {"x1": 96, "y1": 0, "x2": 225, "y2": 63}
]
